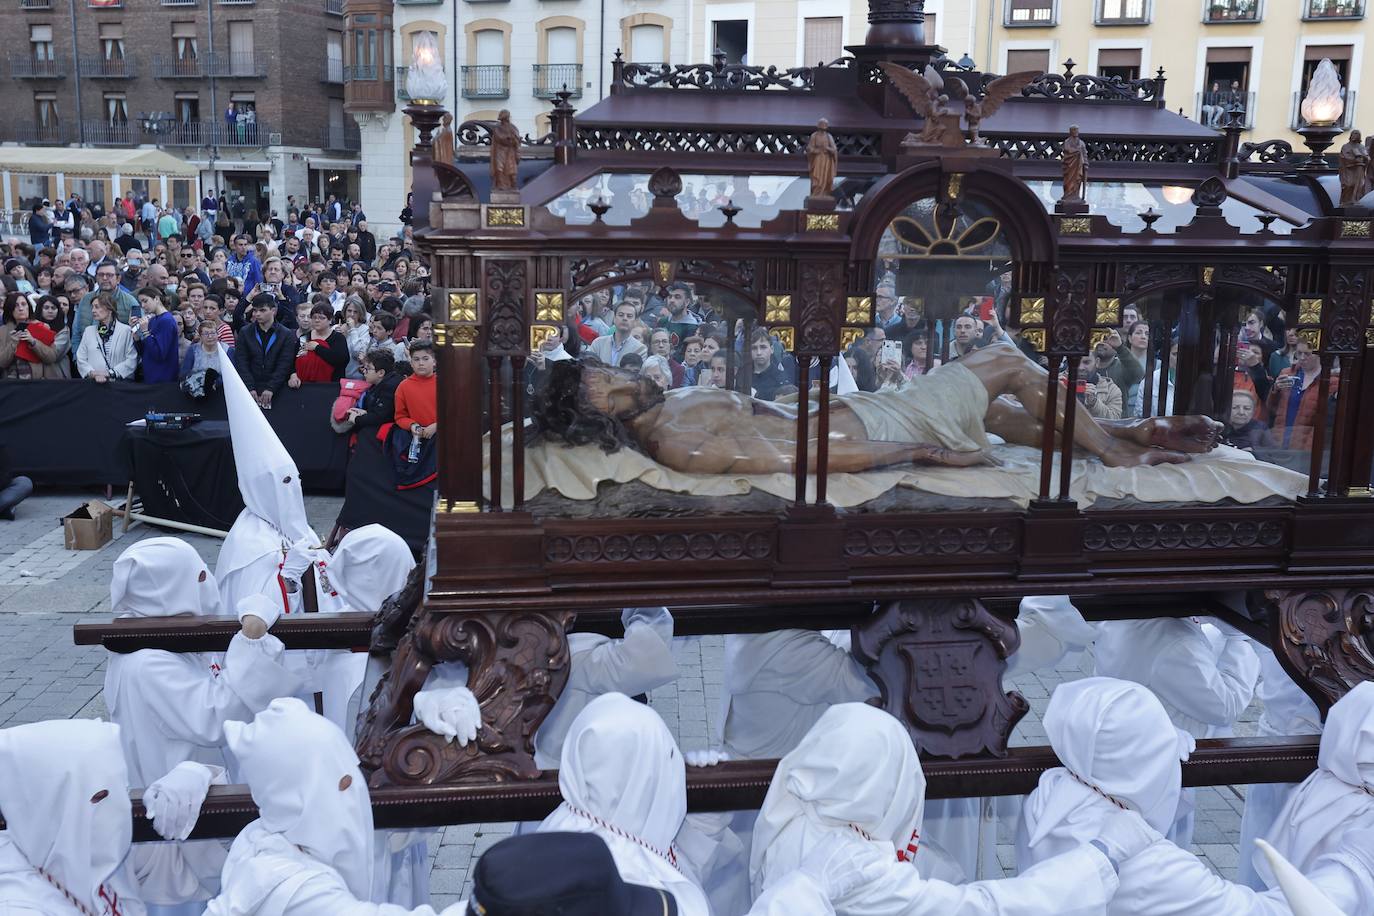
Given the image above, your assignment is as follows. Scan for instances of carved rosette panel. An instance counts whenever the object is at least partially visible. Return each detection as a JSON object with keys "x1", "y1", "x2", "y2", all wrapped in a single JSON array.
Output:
[
  {"x1": 368, "y1": 609, "x2": 575, "y2": 787},
  {"x1": 1265, "y1": 588, "x2": 1374, "y2": 712},
  {"x1": 1216, "y1": 264, "x2": 1287, "y2": 298},
  {"x1": 1326, "y1": 269, "x2": 1369, "y2": 355},
  {"x1": 797, "y1": 260, "x2": 844, "y2": 355},
  {"x1": 1048, "y1": 267, "x2": 1093, "y2": 355},
  {"x1": 545, "y1": 530, "x2": 774, "y2": 565},
  {"x1": 852, "y1": 598, "x2": 1029, "y2": 759},
  {"x1": 845, "y1": 524, "x2": 1018, "y2": 559},
  {"x1": 483, "y1": 260, "x2": 528, "y2": 356},
  {"x1": 1083, "y1": 519, "x2": 1285, "y2": 552}
]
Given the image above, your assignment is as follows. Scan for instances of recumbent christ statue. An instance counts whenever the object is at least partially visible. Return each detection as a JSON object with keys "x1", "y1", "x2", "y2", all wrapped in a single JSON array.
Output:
[{"x1": 533, "y1": 343, "x2": 1223, "y2": 473}]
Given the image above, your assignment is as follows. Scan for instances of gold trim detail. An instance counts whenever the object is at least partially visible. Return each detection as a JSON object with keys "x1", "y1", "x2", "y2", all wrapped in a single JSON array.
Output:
[
  {"x1": 1345, "y1": 486, "x2": 1374, "y2": 498},
  {"x1": 1202, "y1": 266, "x2": 1215, "y2": 286},
  {"x1": 433, "y1": 324, "x2": 448, "y2": 347},
  {"x1": 438, "y1": 498, "x2": 480, "y2": 514},
  {"x1": 806, "y1": 213, "x2": 840, "y2": 232},
  {"x1": 486, "y1": 206, "x2": 525, "y2": 227},
  {"x1": 845, "y1": 296, "x2": 873, "y2": 325},
  {"x1": 654, "y1": 260, "x2": 675, "y2": 284},
  {"x1": 1366, "y1": 327, "x2": 1374, "y2": 347},
  {"x1": 839, "y1": 327, "x2": 865, "y2": 350},
  {"x1": 530, "y1": 324, "x2": 559, "y2": 351},
  {"x1": 1298, "y1": 328, "x2": 1322, "y2": 350},
  {"x1": 534, "y1": 292, "x2": 565, "y2": 322},
  {"x1": 452, "y1": 325, "x2": 479, "y2": 348},
  {"x1": 1059, "y1": 217, "x2": 1091, "y2": 235},
  {"x1": 946, "y1": 174, "x2": 963, "y2": 200},
  {"x1": 764, "y1": 295, "x2": 792, "y2": 324},
  {"x1": 1341, "y1": 220, "x2": 1372, "y2": 238},
  {"x1": 1019, "y1": 297, "x2": 1046, "y2": 325},
  {"x1": 1094, "y1": 297, "x2": 1121, "y2": 326},
  {"x1": 774, "y1": 326, "x2": 795, "y2": 351},
  {"x1": 448, "y1": 291, "x2": 479, "y2": 323},
  {"x1": 1090, "y1": 329, "x2": 1113, "y2": 349},
  {"x1": 1022, "y1": 328, "x2": 1047, "y2": 351},
  {"x1": 1299, "y1": 298, "x2": 1323, "y2": 325}
]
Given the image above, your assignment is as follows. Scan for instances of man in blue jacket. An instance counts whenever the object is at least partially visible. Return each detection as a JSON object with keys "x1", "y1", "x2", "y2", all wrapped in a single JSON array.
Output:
[{"x1": 226, "y1": 234, "x2": 263, "y2": 297}]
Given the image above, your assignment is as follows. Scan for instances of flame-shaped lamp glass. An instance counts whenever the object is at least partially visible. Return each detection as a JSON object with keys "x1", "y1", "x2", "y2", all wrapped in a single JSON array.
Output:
[
  {"x1": 1300, "y1": 59, "x2": 1344, "y2": 127},
  {"x1": 407, "y1": 31, "x2": 447, "y2": 104}
]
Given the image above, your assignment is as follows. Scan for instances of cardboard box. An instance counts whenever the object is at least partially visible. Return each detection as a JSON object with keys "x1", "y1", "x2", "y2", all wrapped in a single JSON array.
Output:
[{"x1": 63, "y1": 500, "x2": 115, "y2": 550}]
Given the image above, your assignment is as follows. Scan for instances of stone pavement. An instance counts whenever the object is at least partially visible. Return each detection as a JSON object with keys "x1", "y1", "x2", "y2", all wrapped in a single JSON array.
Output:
[{"x1": 0, "y1": 490, "x2": 1257, "y2": 908}]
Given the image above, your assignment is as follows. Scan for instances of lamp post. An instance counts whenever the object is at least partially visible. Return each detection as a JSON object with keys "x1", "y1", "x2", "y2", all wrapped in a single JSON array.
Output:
[
  {"x1": 1297, "y1": 58, "x2": 1346, "y2": 171},
  {"x1": 401, "y1": 31, "x2": 449, "y2": 231},
  {"x1": 137, "y1": 110, "x2": 177, "y2": 142}
]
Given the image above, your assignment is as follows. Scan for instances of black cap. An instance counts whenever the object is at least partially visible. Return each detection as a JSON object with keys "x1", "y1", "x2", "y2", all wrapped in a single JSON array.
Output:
[{"x1": 467, "y1": 833, "x2": 677, "y2": 916}]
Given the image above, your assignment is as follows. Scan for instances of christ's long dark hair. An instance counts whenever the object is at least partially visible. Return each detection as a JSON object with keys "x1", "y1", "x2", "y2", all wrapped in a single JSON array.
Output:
[{"x1": 531, "y1": 358, "x2": 641, "y2": 454}]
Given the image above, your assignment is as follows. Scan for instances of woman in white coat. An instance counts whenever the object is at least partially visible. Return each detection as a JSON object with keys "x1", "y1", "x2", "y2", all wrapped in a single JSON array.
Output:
[
  {"x1": 206, "y1": 698, "x2": 466, "y2": 916},
  {"x1": 1017, "y1": 676, "x2": 1368, "y2": 915},
  {"x1": 750, "y1": 703, "x2": 1145, "y2": 916},
  {"x1": 104, "y1": 537, "x2": 302, "y2": 916},
  {"x1": 76, "y1": 294, "x2": 138, "y2": 381}
]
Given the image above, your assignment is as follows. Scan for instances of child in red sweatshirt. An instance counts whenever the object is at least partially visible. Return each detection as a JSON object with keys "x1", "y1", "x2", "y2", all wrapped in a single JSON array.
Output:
[{"x1": 394, "y1": 339, "x2": 437, "y2": 441}]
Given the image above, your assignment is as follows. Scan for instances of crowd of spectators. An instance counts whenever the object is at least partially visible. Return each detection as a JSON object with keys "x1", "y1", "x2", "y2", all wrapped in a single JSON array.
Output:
[{"x1": 1, "y1": 190, "x2": 434, "y2": 404}]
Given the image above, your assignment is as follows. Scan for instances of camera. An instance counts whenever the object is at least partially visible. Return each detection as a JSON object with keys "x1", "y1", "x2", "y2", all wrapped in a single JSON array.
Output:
[{"x1": 13, "y1": 321, "x2": 27, "y2": 333}]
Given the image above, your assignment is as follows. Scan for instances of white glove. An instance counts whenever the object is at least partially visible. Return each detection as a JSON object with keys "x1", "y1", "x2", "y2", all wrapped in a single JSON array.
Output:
[
  {"x1": 800, "y1": 840, "x2": 890, "y2": 901},
  {"x1": 684, "y1": 748, "x2": 729, "y2": 767},
  {"x1": 280, "y1": 537, "x2": 321, "y2": 584},
  {"x1": 622, "y1": 606, "x2": 674, "y2": 642},
  {"x1": 145, "y1": 761, "x2": 216, "y2": 841},
  {"x1": 1091, "y1": 807, "x2": 1161, "y2": 871},
  {"x1": 414, "y1": 685, "x2": 481, "y2": 746},
  {"x1": 236, "y1": 593, "x2": 281, "y2": 631}
]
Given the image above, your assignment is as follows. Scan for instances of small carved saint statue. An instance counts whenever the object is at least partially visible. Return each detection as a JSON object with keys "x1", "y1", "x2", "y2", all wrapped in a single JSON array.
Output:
[
  {"x1": 490, "y1": 110, "x2": 522, "y2": 193},
  {"x1": 805, "y1": 118, "x2": 838, "y2": 206},
  {"x1": 431, "y1": 112, "x2": 455, "y2": 167},
  {"x1": 1061, "y1": 125, "x2": 1088, "y2": 204},
  {"x1": 1338, "y1": 130, "x2": 1371, "y2": 207}
]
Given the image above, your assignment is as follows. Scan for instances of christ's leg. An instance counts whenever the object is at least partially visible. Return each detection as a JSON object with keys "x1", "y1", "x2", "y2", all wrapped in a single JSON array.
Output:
[{"x1": 960, "y1": 346, "x2": 1192, "y2": 468}]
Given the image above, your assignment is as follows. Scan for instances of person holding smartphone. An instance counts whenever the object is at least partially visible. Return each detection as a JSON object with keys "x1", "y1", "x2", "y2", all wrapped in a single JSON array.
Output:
[{"x1": 1265, "y1": 339, "x2": 1327, "y2": 450}]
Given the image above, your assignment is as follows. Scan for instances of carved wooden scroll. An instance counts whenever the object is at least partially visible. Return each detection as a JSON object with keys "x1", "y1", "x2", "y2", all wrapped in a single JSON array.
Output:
[
  {"x1": 852, "y1": 598, "x2": 1028, "y2": 758},
  {"x1": 358, "y1": 605, "x2": 574, "y2": 787},
  {"x1": 1265, "y1": 587, "x2": 1374, "y2": 714}
]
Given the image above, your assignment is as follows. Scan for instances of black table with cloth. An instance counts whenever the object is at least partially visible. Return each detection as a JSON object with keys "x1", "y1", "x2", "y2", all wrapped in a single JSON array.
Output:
[
  {"x1": 0, "y1": 379, "x2": 349, "y2": 490},
  {"x1": 121, "y1": 422, "x2": 246, "y2": 531}
]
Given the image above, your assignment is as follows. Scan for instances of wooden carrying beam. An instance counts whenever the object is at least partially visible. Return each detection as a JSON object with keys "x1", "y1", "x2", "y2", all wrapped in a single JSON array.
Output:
[
  {"x1": 73, "y1": 593, "x2": 1236, "y2": 653},
  {"x1": 99, "y1": 736, "x2": 1318, "y2": 842}
]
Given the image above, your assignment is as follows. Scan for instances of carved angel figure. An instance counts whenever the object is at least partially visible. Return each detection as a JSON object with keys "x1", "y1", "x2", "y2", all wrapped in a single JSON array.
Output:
[{"x1": 880, "y1": 62, "x2": 1040, "y2": 148}]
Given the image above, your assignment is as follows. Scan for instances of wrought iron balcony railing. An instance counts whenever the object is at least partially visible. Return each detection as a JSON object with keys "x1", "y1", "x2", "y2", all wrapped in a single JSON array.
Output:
[
  {"x1": 462, "y1": 64, "x2": 509, "y2": 99},
  {"x1": 9, "y1": 55, "x2": 66, "y2": 78},
  {"x1": 533, "y1": 63, "x2": 582, "y2": 99},
  {"x1": 78, "y1": 55, "x2": 135, "y2": 78}
]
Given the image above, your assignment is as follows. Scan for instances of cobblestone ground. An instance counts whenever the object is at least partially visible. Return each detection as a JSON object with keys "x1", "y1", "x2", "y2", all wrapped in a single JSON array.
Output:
[{"x1": 1, "y1": 491, "x2": 1256, "y2": 908}]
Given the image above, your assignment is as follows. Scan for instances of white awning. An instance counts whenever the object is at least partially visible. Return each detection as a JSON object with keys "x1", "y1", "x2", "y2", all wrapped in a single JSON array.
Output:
[{"x1": 0, "y1": 145, "x2": 198, "y2": 178}]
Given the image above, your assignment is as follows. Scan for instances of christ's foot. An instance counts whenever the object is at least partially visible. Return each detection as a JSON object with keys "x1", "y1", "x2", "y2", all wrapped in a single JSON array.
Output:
[
  {"x1": 1139, "y1": 416, "x2": 1224, "y2": 454},
  {"x1": 1100, "y1": 441, "x2": 1193, "y2": 468}
]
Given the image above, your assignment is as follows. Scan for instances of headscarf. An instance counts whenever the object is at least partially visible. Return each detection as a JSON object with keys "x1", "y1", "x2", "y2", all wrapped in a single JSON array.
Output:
[
  {"x1": 1261, "y1": 681, "x2": 1374, "y2": 884},
  {"x1": 538, "y1": 693, "x2": 709, "y2": 915},
  {"x1": 325, "y1": 525, "x2": 415, "y2": 613},
  {"x1": 223, "y1": 698, "x2": 373, "y2": 900},
  {"x1": 1023, "y1": 677, "x2": 1193, "y2": 862},
  {"x1": 0, "y1": 720, "x2": 139, "y2": 916},
  {"x1": 110, "y1": 537, "x2": 221, "y2": 620},
  {"x1": 749, "y1": 703, "x2": 925, "y2": 898}
]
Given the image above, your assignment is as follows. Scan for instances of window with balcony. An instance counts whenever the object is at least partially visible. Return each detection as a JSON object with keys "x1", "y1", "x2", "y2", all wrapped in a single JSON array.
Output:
[
  {"x1": 1006, "y1": 0, "x2": 1055, "y2": 26},
  {"x1": 1305, "y1": 0, "x2": 1363, "y2": 17},
  {"x1": 84, "y1": 22, "x2": 133, "y2": 77},
  {"x1": 15, "y1": 24, "x2": 64, "y2": 78},
  {"x1": 324, "y1": 30, "x2": 344, "y2": 83},
  {"x1": 536, "y1": 25, "x2": 580, "y2": 99},
  {"x1": 1204, "y1": 0, "x2": 1259, "y2": 23},
  {"x1": 30, "y1": 24, "x2": 53, "y2": 61},
  {"x1": 344, "y1": 8, "x2": 394, "y2": 113},
  {"x1": 463, "y1": 28, "x2": 508, "y2": 99},
  {"x1": 88, "y1": 92, "x2": 132, "y2": 144},
  {"x1": 1097, "y1": 0, "x2": 1148, "y2": 24},
  {"x1": 1198, "y1": 46, "x2": 1254, "y2": 128},
  {"x1": 31, "y1": 93, "x2": 60, "y2": 143},
  {"x1": 100, "y1": 23, "x2": 124, "y2": 60},
  {"x1": 803, "y1": 17, "x2": 843, "y2": 66},
  {"x1": 227, "y1": 21, "x2": 256, "y2": 75},
  {"x1": 20, "y1": 0, "x2": 52, "y2": 9}
]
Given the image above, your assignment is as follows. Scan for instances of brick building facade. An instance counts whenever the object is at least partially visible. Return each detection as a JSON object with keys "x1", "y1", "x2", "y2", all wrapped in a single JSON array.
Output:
[{"x1": 0, "y1": 0, "x2": 359, "y2": 221}]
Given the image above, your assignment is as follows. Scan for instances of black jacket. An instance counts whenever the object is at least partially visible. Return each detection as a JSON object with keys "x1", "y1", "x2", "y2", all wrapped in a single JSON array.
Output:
[
  {"x1": 233, "y1": 321, "x2": 296, "y2": 395},
  {"x1": 353, "y1": 372, "x2": 401, "y2": 434}
]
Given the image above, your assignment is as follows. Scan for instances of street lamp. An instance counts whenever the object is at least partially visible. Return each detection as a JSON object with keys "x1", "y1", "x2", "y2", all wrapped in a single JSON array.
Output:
[
  {"x1": 138, "y1": 110, "x2": 177, "y2": 140},
  {"x1": 1297, "y1": 58, "x2": 1345, "y2": 170}
]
